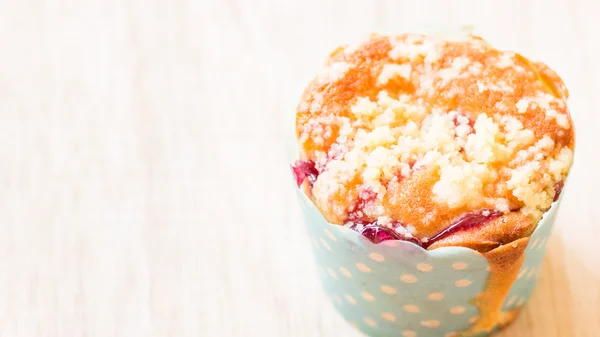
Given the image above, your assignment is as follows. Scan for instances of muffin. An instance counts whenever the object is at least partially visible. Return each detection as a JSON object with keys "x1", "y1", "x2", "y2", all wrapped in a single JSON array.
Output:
[{"x1": 292, "y1": 33, "x2": 574, "y2": 336}]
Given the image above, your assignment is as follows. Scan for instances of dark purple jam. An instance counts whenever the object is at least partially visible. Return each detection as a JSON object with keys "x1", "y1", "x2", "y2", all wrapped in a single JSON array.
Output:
[
  {"x1": 291, "y1": 160, "x2": 319, "y2": 187},
  {"x1": 426, "y1": 210, "x2": 503, "y2": 246},
  {"x1": 347, "y1": 221, "x2": 422, "y2": 246},
  {"x1": 553, "y1": 181, "x2": 564, "y2": 202},
  {"x1": 355, "y1": 223, "x2": 402, "y2": 244},
  {"x1": 347, "y1": 209, "x2": 502, "y2": 249}
]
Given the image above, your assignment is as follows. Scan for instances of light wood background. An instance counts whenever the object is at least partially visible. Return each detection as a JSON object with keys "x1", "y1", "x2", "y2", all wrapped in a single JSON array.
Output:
[{"x1": 0, "y1": 1, "x2": 598, "y2": 336}]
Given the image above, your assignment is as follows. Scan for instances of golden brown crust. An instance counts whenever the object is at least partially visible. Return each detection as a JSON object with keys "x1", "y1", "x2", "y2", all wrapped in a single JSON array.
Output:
[
  {"x1": 297, "y1": 35, "x2": 573, "y2": 158},
  {"x1": 295, "y1": 33, "x2": 574, "y2": 244}
]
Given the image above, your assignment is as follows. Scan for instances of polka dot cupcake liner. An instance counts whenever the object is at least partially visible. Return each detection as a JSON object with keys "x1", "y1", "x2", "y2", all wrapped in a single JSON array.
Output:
[{"x1": 296, "y1": 188, "x2": 561, "y2": 337}]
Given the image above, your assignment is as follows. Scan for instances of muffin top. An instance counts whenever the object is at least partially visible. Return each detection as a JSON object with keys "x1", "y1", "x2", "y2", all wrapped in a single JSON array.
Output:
[{"x1": 294, "y1": 33, "x2": 574, "y2": 250}]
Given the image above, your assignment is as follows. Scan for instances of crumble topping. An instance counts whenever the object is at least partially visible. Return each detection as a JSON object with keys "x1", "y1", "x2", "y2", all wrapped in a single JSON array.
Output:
[{"x1": 295, "y1": 33, "x2": 574, "y2": 239}]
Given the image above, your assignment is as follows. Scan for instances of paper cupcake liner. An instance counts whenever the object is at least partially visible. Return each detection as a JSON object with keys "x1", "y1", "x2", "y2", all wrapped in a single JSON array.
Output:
[{"x1": 296, "y1": 188, "x2": 561, "y2": 337}]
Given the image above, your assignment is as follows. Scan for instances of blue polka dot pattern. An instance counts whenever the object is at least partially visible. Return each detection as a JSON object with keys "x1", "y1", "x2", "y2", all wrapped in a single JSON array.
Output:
[
  {"x1": 297, "y1": 189, "x2": 561, "y2": 337},
  {"x1": 501, "y1": 202, "x2": 557, "y2": 313}
]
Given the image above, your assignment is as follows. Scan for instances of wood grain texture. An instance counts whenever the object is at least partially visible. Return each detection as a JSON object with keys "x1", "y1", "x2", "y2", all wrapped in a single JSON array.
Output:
[{"x1": 0, "y1": 0, "x2": 598, "y2": 336}]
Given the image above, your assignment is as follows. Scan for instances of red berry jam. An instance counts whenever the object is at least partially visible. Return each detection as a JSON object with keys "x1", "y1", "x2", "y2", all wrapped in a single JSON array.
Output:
[
  {"x1": 347, "y1": 209, "x2": 502, "y2": 248},
  {"x1": 358, "y1": 223, "x2": 402, "y2": 244},
  {"x1": 426, "y1": 210, "x2": 503, "y2": 247},
  {"x1": 553, "y1": 181, "x2": 564, "y2": 202},
  {"x1": 347, "y1": 221, "x2": 422, "y2": 246},
  {"x1": 291, "y1": 160, "x2": 319, "y2": 187}
]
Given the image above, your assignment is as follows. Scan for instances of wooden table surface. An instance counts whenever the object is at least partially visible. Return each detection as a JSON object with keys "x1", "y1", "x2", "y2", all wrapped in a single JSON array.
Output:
[{"x1": 0, "y1": 0, "x2": 599, "y2": 336}]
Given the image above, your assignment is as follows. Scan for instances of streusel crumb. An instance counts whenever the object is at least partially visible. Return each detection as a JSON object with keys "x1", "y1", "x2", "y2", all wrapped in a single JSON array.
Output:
[{"x1": 295, "y1": 33, "x2": 574, "y2": 240}]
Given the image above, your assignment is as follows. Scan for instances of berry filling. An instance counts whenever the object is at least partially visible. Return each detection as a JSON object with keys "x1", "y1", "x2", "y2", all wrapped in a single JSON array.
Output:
[
  {"x1": 426, "y1": 210, "x2": 503, "y2": 246},
  {"x1": 291, "y1": 160, "x2": 319, "y2": 187},
  {"x1": 347, "y1": 209, "x2": 502, "y2": 249},
  {"x1": 553, "y1": 181, "x2": 564, "y2": 202},
  {"x1": 356, "y1": 224, "x2": 402, "y2": 244},
  {"x1": 346, "y1": 221, "x2": 420, "y2": 245}
]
